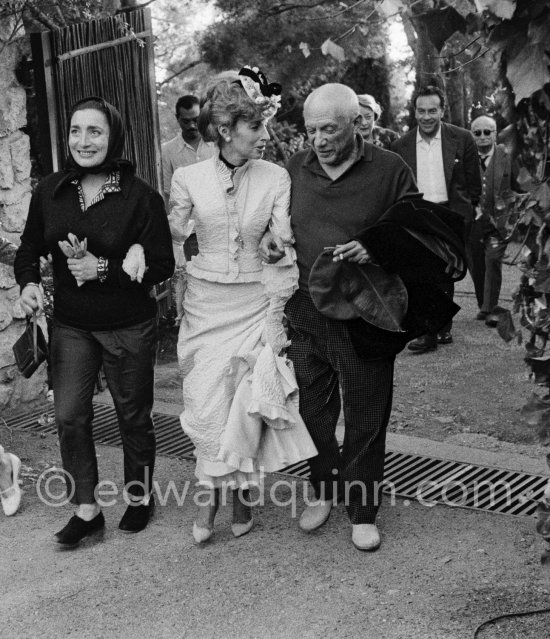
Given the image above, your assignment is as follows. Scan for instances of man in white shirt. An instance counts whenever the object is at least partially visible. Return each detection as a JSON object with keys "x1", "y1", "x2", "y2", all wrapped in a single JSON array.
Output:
[
  {"x1": 162, "y1": 96, "x2": 215, "y2": 324},
  {"x1": 162, "y1": 95, "x2": 215, "y2": 258},
  {"x1": 392, "y1": 85, "x2": 481, "y2": 353}
]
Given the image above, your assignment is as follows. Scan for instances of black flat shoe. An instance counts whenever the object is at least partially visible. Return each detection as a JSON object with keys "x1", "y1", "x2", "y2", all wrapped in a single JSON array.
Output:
[
  {"x1": 54, "y1": 512, "x2": 105, "y2": 546},
  {"x1": 437, "y1": 331, "x2": 453, "y2": 344},
  {"x1": 119, "y1": 496, "x2": 154, "y2": 533}
]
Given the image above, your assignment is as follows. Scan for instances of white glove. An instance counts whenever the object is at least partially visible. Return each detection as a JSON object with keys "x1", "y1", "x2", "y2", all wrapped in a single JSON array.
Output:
[{"x1": 122, "y1": 244, "x2": 146, "y2": 283}]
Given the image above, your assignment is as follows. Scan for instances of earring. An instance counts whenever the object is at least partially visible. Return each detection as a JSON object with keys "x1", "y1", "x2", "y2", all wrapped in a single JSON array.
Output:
[{"x1": 225, "y1": 137, "x2": 231, "y2": 142}]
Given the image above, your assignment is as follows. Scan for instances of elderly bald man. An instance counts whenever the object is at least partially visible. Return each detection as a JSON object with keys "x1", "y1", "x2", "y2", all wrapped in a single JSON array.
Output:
[
  {"x1": 271, "y1": 84, "x2": 417, "y2": 550},
  {"x1": 469, "y1": 115, "x2": 517, "y2": 325}
]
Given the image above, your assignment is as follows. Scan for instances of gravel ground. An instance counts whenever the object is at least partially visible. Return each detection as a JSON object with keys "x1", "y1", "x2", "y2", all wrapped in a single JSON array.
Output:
[{"x1": 3, "y1": 246, "x2": 550, "y2": 638}]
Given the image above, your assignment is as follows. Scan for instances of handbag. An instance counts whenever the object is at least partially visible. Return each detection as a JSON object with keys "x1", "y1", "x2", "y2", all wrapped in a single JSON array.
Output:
[{"x1": 12, "y1": 313, "x2": 49, "y2": 379}]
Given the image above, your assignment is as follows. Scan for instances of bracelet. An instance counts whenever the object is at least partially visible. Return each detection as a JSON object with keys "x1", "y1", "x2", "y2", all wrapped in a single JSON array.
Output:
[
  {"x1": 97, "y1": 256, "x2": 108, "y2": 283},
  {"x1": 24, "y1": 282, "x2": 40, "y2": 289}
]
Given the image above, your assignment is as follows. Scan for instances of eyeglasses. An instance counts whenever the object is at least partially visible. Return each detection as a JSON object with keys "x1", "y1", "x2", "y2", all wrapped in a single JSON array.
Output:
[{"x1": 473, "y1": 129, "x2": 496, "y2": 137}]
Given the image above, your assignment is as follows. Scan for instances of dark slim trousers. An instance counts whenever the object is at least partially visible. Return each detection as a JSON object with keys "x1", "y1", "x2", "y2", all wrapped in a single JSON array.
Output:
[
  {"x1": 470, "y1": 220, "x2": 507, "y2": 312},
  {"x1": 426, "y1": 217, "x2": 472, "y2": 337},
  {"x1": 286, "y1": 292, "x2": 394, "y2": 524},
  {"x1": 51, "y1": 319, "x2": 157, "y2": 504}
]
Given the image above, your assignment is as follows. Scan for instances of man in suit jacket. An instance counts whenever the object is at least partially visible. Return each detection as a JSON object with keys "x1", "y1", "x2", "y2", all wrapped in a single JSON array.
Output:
[
  {"x1": 391, "y1": 85, "x2": 481, "y2": 353},
  {"x1": 469, "y1": 115, "x2": 516, "y2": 326}
]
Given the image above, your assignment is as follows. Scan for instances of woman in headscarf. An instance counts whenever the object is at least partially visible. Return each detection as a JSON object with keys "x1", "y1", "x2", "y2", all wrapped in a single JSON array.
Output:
[
  {"x1": 14, "y1": 97, "x2": 175, "y2": 546},
  {"x1": 357, "y1": 94, "x2": 399, "y2": 150},
  {"x1": 169, "y1": 67, "x2": 317, "y2": 543}
]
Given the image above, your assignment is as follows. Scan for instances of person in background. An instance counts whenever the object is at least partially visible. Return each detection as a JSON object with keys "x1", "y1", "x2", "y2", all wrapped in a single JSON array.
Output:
[
  {"x1": 469, "y1": 115, "x2": 517, "y2": 327},
  {"x1": 162, "y1": 95, "x2": 216, "y2": 325},
  {"x1": 0, "y1": 237, "x2": 22, "y2": 516},
  {"x1": 15, "y1": 96, "x2": 174, "y2": 546},
  {"x1": 392, "y1": 84, "x2": 481, "y2": 352},
  {"x1": 357, "y1": 94, "x2": 399, "y2": 150},
  {"x1": 169, "y1": 67, "x2": 317, "y2": 544}
]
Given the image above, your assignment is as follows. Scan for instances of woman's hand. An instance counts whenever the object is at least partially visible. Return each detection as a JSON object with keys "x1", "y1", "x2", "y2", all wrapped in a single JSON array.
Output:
[
  {"x1": 19, "y1": 284, "x2": 44, "y2": 316},
  {"x1": 259, "y1": 230, "x2": 285, "y2": 264},
  {"x1": 332, "y1": 241, "x2": 372, "y2": 264},
  {"x1": 67, "y1": 252, "x2": 99, "y2": 282}
]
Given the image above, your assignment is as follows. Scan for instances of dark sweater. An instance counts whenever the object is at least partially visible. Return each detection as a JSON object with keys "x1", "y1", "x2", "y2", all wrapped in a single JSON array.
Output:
[
  {"x1": 287, "y1": 140, "x2": 418, "y2": 293},
  {"x1": 14, "y1": 167, "x2": 175, "y2": 331}
]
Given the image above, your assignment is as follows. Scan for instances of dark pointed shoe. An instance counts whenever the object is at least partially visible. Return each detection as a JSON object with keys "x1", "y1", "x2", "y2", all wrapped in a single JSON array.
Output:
[
  {"x1": 119, "y1": 496, "x2": 154, "y2": 533},
  {"x1": 476, "y1": 311, "x2": 489, "y2": 320},
  {"x1": 54, "y1": 512, "x2": 105, "y2": 546},
  {"x1": 437, "y1": 331, "x2": 453, "y2": 344},
  {"x1": 407, "y1": 335, "x2": 437, "y2": 353}
]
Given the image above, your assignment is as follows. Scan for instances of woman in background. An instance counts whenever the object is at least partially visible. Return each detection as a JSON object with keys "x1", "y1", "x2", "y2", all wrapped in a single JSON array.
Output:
[{"x1": 357, "y1": 93, "x2": 399, "y2": 150}]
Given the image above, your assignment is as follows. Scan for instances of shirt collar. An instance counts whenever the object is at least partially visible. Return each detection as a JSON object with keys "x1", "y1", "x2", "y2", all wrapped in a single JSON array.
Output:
[
  {"x1": 479, "y1": 145, "x2": 495, "y2": 161},
  {"x1": 416, "y1": 126, "x2": 442, "y2": 143}
]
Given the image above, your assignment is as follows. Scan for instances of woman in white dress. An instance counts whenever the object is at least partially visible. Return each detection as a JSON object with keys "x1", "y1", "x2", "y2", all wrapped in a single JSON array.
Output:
[{"x1": 169, "y1": 67, "x2": 317, "y2": 543}]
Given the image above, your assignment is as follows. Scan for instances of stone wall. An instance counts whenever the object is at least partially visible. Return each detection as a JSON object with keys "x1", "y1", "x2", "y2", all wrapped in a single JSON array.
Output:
[{"x1": 0, "y1": 14, "x2": 46, "y2": 413}]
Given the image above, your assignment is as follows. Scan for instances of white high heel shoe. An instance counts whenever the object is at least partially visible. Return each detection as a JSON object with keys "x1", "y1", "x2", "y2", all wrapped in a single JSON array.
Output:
[{"x1": 1, "y1": 453, "x2": 22, "y2": 516}]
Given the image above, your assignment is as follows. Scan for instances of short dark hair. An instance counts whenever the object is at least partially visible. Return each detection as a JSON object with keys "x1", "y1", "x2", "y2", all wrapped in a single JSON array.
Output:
[
  {"x1": 175, "y1": 95, "x2": 199, "y2": 114},
  {"x1": 413, "y1": 85, "x2": 445, "y2": 110}
]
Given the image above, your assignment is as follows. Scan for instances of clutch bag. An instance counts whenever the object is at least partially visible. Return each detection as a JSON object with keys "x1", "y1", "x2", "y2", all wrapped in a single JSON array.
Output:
[{"x1": 12, "y1": 313, "x2": 48, "y2": 379}]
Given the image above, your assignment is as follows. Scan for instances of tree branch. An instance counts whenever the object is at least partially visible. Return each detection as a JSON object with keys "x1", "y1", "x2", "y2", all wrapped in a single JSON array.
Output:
[
  {"x1": 303, "y1": 0, "x2": 370, "y2": 22},
  {"x1": 157, "y1": 59, "x2": 201, "y2": 88},
  {"x1": 419, "y1": 47, "x2": 490, "y2": 74},
  {"x1": 429, "y1": 34, "x2": 483, "y2": 59},
  {"x1": 26, "y1": 1, "x2": 62, "y2": 30},
  {"x1": 261, "y1": 0, "x2": 334, "y2": 17}
]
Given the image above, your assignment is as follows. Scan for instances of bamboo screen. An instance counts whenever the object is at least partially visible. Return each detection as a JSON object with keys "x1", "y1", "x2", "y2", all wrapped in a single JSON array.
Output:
[{"x1": 34, "y1": 8, "x2": 161, "y2": 190}]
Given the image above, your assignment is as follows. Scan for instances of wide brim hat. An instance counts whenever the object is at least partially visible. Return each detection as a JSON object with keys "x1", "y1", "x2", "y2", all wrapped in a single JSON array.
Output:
[{"x1": 308, "y1": 250, "x2": 408, "y2": 332}]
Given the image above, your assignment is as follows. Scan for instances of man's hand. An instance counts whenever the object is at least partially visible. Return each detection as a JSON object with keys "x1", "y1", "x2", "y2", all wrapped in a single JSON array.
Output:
[
  {"x1": 19, "y1": 284, "x2": 44, "y2": 316},
  {"x1": 332, "y1": 241, "x2": 372, "y2": 264},
  {"x1": 67, "y1": 252, "x2": 99, "y2": 282},
  {"x1": 258, "y1": 230, "x2": 285, "y2": 264}
]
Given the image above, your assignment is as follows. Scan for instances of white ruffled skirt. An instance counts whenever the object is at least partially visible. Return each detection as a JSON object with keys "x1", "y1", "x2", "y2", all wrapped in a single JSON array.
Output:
[{"x1": 178, "y1": 275, "x2": 317, "y2": 489}]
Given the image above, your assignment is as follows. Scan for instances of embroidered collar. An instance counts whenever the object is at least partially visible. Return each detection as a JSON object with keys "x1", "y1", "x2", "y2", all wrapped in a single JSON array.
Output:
[{"x1": 71, "y1": 171, "x2": 121, "y2": 212}]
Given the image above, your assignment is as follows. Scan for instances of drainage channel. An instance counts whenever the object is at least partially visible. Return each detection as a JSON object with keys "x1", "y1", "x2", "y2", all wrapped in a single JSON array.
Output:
[{"x1": 5, "y1": 403, "x2": 547, "y2": 518}]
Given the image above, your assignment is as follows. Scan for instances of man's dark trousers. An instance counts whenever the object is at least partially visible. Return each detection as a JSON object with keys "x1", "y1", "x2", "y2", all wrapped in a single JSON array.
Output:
[{"x1": 286, "y1": 291, "x2": 394, "y2": 525}]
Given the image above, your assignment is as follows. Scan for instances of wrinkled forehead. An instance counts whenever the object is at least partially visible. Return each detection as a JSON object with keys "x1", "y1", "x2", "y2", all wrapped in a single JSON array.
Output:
[
  {"x1": 471, "y1": 116, "x2": 496, "y2": 131},
  {"x1": 304, "y1": 102, "x2": 354, "y2": 128}
]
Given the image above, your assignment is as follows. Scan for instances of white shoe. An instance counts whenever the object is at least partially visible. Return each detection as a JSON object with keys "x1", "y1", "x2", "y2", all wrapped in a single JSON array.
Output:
[
  {"x1": 351, "y1": 524, "x2": 381, "y2": 551},
  {"x1": 299, "y1": 499, "x2": 332, "y2": 532},
  {"x1": 1, "y1": 453, "x2": 22, "y2": 516}
]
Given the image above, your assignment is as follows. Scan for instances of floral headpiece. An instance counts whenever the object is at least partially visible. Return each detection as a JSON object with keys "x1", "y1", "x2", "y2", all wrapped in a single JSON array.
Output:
[{"x1": 236, "y1": 65, "x2": 282, "y2": 120}]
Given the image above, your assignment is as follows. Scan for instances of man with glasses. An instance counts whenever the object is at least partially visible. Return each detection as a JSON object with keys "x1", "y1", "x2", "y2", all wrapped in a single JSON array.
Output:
[
  {"x1": 469, "y1": 115, "x2": 516, "y2": 326},
  {"x1": 162, "y1": 95, "x2": 215, "y2": 324},
  {"x1": 392, "y1": 85, "x2": 481, "y2": 353}
]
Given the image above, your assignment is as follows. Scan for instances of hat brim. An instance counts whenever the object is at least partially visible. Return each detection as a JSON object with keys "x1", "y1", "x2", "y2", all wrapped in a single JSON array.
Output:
[{"x1": 309, "y1": 251, "x2": 408, "y2": 332}]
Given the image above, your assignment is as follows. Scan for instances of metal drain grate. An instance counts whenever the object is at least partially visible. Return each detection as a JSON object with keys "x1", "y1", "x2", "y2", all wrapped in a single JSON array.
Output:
[{"x1": 5, "y1": 403, "x2": 548, "y2": 517}]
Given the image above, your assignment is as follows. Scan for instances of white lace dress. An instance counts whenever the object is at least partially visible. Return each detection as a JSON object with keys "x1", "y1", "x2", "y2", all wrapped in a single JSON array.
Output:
[{"x1": 169, "y1": 155, "x2": 317, "y2": 488}]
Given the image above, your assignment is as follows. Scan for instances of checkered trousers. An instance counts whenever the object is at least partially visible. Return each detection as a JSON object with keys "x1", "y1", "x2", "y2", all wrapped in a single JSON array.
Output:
[{"x1": 286, "y1": 291, "x2": 395, "y2": 524}]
